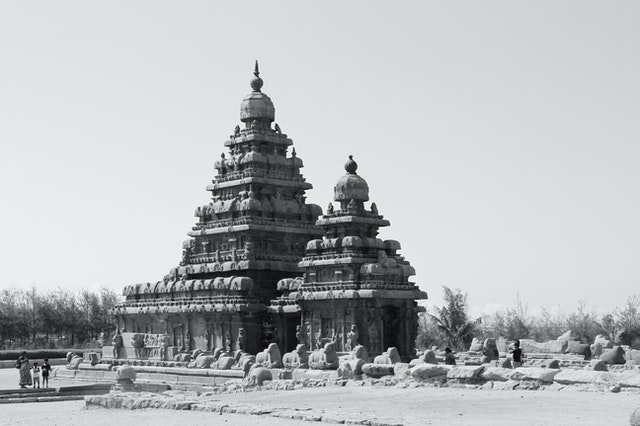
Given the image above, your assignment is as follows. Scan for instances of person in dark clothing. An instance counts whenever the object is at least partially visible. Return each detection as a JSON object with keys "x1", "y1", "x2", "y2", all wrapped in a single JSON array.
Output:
[
  {"x1": 444, "y1": 347, "x2": 456, "y2": 365},
  {"x1": 511, "y1": 340, "x2": 523, "y2": 368},
  {"x1": 41, "y1": 358, "x2": 52, "y2": 388}
]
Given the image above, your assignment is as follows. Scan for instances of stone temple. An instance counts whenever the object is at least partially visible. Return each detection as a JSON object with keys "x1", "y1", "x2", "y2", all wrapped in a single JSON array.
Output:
[{"x1": 113, "y1": 62, "x2": 426, "y2": 358}]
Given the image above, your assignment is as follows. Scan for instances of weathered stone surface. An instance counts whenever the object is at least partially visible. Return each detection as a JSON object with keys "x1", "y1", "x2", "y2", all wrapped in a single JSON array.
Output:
[
  {"x1": 255, "y1": 343, "x2": 283, "y2": 369},
  {"x1": 545, "y1": 359, "x2": 560, "y2": 369},
  {"x1": 362, "y1": 363, "x2": 394, "y2": 378},
  {"x1": 557, "y1": 330, "x2": 576, "y2": 341},
  {"x1": 480, "y1": 367, "x2": 513, "y2": 382},
  {"x1": 116, "y1": 365, "x2": 137, "y2": 381},
  {"x1": 630, "y1": 406, "x2": 640, "y2": 426},
  {"x1": 520, "y1": 339, "x2": 563, "y2": 354},
  {"x1": 446, "y1": 366, "x2": 485, "y2": 381},
  {"x1": 498, "y1": 358, "x2": 512, "y2": 369},
  {"x1": 246, "y1": 365, "x2": 272, "y2": 386},
  {"x1": 627, "y1": 349, "x2": 640, "y2": 365},
  {"x1": 617, "y1": 371, "x2": 640, "y2": 388},
  {"x1": 417, "y1": 350, "x2": 437, "y2": 365},
  {"x1": 374, "y1": 347, "x2": 402, "y2": 365},
  {"x1": 393, "y1": 363, "x2": 411, "y2": 380},
  {"x1": 601, "y1": 346, "x2": 626, "y2": 365},
  {"x1": 410, "y1": 364, "x2": 449, "y2": 380},
  {"x1": 553, "y1": 370, "x2": 611, "y2": 385},
  {"x1": 585, "y1": 359, "x2": 608, "y2": 371},
  {"x1": 194, "y1": 355, "x2": 215, "y2": 369},
  {"x1": 566, "y1": 341, "x2": 591, "y2": 358},
  {"x1": 548, "y1": 340, "x2": 568, "y2": 354},
  {"x1": 593, "y1": 334, "x2": 613, "y2": 349},
  {"x1": 309, "y1": 342, "x2": 339, "y2": 370},
  {"x1": 469, "y1": 338, "x2": 483, "y2": 352},
  {"x1": 282, "y1": 344, "x2": 309, "y2": 369},
  {"x1": 510, "y1": 367, "x2": 560, "y2": 383},
  {"x1": 492, "y1": 380, "x2": 519, "y2": 391}
]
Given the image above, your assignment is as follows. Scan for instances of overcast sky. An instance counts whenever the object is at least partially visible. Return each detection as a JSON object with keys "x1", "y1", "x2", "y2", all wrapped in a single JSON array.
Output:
[{"x1": 1, "y1": 1, "x2": 638, "y2": 315}]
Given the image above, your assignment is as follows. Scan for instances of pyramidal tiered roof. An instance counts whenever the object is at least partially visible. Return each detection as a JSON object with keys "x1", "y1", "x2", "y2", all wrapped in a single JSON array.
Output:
[
  {"x1": 278, "y1": 155, "x2": 423, "y2": 301},
  {"x1": 116, "y1": 62, "x2": 323, "y2": 318}
]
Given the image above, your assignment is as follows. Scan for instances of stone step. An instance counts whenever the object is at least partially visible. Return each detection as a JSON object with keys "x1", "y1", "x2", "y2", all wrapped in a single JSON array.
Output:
[
  {"x1": 0, "y1": 383, "x2": 111, "y2": 404},
  {"x1": 0, "y1": 395, "x2": 85, "y2": 404}
]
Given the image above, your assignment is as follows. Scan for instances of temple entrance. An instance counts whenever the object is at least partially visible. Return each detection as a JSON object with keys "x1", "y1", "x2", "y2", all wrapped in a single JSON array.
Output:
[
  {"x1": 284, "y1": 316, "x2": 299, "y2": 352},
  {"x1": 382, "y1": 305, "x2": 400, "y2": 351}
]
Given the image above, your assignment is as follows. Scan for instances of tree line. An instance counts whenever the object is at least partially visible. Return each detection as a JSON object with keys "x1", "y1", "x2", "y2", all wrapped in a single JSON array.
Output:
[
  {"x1": 0, "y1": 286, "x2": 119, "y2": 349},
  {"x1": 418, "y1": 286, "x2": 640, "y2": 351}
]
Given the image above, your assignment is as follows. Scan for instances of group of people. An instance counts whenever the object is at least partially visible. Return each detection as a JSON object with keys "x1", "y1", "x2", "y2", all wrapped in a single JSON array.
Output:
[{"x1": 16, "y1": 352, "x2": 51, "y2": 389}]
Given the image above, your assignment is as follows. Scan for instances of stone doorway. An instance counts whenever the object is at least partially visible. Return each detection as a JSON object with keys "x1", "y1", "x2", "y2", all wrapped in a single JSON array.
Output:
[{"x1": 382, "y1": 305, "x2": 400, "y2": 352}]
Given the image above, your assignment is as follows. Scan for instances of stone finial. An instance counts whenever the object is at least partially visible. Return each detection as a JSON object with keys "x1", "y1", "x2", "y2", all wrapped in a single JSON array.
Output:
[
  {"x1": 250, "y1": 60, "x2": 264, "y2": 92},
  {"x1": 345, "y1": 155, "x2": 358, "y2": 174}
]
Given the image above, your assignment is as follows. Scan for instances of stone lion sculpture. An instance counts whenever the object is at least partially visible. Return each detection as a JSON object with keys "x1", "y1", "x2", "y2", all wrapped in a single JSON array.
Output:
[
  {"x1": 282, "y1": 344, "x2": 309, "y2": 369},
  {"x1": 194, "y1": 353, "x2": 216, "y2": 369},
  {"x1": 309, "y1": 341, "x2": 339, "y2": 369},
  {"x1": 338, "y1": 344, "x2": 369, "y2": 378},
  {"x1": 231, "y1": 351, "x2": 256, "y2": 370},
  {"x1": 214, "y1": 354, "x2": 236, "y2": 370},
  {"x1": 244, "y1": 362, "x2": 272, "y2": 386},
  {"x1": 409, "y1": 349, "x2": 437, "y2": 366},
  {"x1": 255, "y1": 343, "x2": 282, "y2": 368},
  {"x1": 116, "y1": 364, "x2": 137, "y2": 382},
  {"x1": 374, "y1": 347, "x2": 401, "y2": 365}
]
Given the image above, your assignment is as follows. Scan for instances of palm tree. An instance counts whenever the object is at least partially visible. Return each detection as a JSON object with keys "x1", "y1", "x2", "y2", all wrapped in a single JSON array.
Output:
[{"x1": 428, "y1": 286, "x2": 479, "y2": 350}]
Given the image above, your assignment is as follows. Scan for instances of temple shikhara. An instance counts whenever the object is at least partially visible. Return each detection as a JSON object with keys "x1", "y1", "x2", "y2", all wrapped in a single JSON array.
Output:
[{"x1": 113, "y1": 62, "x2": 426, "y2": 359}]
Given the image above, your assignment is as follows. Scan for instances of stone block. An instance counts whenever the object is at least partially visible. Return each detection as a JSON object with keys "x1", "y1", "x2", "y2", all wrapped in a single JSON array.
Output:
[
  {"x1": 480, "y1": 367, "x2": 513, "y2": 382},
  {"x1": 446, "y1": 365, "x2": 485, "y2": 381},
  {"x1": 498, "y1": 358, "x2": 512, "y2": 369},
  {"x1": 630, "y1": 406, "x2": 640, "y2": 426},
  {"x1": 548, "y1": 340, "x2": 568, "y2": 354},
  {"x1": 492, "y1": 380, "x2": 520, "y2": 391},
  {"x1": 628, "y1": 349, "x2": 640, "y2": 365},
  {"x1": 566, "y1": 341, "x2": 591, "y2": 358},
  {"x1": 553, "y1": 370, "x2": 610, "y2": 385},
  {"x1": 361, "y1": 363, "x2": 394, "y2": 378},
  {"x1": 393, "y1": 363, "x2": 412, "y2": 379},
  {"x1": 409, "y1": 364, "x2": 449, "y2": 380},
  {"x1": 545, "y1": 359, "x2": 560, "y2": 369},
  {"x1": 585, "y1": 359, "x2": 608, "y2": 371},
  {"x1": 600, "y1": 346, "x2": 626, "y2": 364},
  {"x1": 510, "y1": 367, "x2": 560, "y2": 383},
  {"x1": 617, "y1": 371, "x2": 640, "y2": 388},
  {"x1": 469, "y1": 338, "x2": 483, "y2": 352}
]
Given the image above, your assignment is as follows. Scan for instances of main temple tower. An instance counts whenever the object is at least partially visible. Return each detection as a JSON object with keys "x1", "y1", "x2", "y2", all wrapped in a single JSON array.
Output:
[{"x1": 113, "y1": 62, "x2": 323, "y2": 354}]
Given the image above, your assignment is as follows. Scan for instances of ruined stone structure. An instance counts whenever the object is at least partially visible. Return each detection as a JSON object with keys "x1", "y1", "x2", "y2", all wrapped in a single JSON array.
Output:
[{"x1": 113, "y1": 62, "x2": 426, "y2": 358}]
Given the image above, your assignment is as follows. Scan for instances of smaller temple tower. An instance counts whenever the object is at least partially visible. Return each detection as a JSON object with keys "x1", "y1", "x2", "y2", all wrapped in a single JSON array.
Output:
[{"x1": 276, "y1": 156, "x2": 427, "y2": 358}]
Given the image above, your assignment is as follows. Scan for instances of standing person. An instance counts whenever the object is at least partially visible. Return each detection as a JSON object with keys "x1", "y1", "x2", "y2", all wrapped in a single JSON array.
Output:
[
  {"x1": 511, "y1": 340, "x2": 523, "y2": 368},
  {"x1": 444, "y1": 347, "x2": 457, "y2": 365},
  {"x1": 41, "y1": 358, "x2": 51, "y2": 388},
  {"x1": 31, "y1": 362, "x2": 41, "y2": 388},
  {"x1": 16, "y1": 352, "x2": 32, "y2": 389}
]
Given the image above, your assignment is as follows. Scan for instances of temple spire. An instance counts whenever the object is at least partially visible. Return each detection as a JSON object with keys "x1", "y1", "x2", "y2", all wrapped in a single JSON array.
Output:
[{"x1": 250, "y1": 60, "x2": 264, "y2": 92}]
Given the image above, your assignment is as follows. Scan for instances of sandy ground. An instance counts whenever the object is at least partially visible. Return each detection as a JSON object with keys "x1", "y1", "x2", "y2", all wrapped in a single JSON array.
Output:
[{"x1": 1, "y1": 369, "x2": 639, "y2": 426}]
